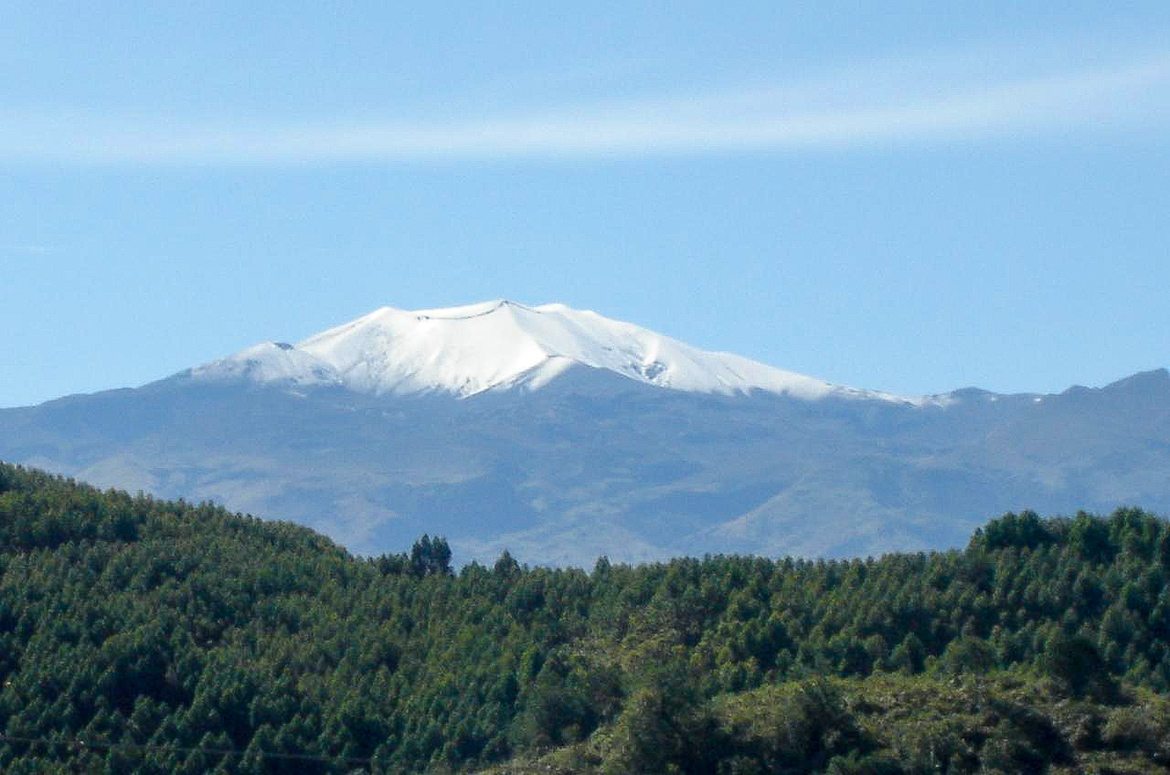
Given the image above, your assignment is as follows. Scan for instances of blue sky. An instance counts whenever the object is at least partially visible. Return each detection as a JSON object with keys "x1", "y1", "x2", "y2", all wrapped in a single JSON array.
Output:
[{"x1": 3, "y1": 2, "x2": 1169, "y2": 407}]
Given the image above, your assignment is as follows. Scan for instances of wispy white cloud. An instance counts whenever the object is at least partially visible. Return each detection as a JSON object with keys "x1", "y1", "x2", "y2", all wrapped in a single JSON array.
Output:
[{"x1": 3, "y1": 52, "x2": 1169, "y2": 166}]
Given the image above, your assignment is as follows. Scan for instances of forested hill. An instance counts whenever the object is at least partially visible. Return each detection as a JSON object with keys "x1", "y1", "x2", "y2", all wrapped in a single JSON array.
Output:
[{"x1": 2, "y1": 462, "x2": 1170, "y2": 773}]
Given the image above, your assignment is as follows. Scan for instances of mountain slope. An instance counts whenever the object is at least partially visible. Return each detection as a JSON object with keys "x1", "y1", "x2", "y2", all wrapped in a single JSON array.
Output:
[
  {"x1": 187, "y1": 300, "x2": 937, "y2": 403},
  {"x1": 0, "y1": 304, "x2": 1167, "y2": 564}
]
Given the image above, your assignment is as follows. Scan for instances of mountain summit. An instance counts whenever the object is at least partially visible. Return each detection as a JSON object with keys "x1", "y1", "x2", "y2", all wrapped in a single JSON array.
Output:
[
  {"x1": 2, "y1": 302, "x2": 1167, "y2": 565},
  {"x1": 189, "y1": 300, "x2": 932, "y2": 404}
]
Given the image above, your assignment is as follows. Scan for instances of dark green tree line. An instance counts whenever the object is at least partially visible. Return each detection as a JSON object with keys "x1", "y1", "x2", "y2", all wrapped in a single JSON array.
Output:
[{"x1": 1, "y1": 462, "x2": 1170, "y2": 773}]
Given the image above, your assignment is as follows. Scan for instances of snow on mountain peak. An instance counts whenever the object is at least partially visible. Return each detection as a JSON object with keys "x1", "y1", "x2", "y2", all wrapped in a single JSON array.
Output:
[
  {"x1": 191, "y1": 341, "x2": 341, "y2": 387},
  {"x1": 190, "y1": 301, "x2": 936, "y2": 404}
]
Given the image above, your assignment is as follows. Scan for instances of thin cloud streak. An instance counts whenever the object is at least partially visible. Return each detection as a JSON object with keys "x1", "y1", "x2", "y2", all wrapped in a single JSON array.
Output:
[{"x1": 3, "y1": 53, "x2": 1170, "y2": 166}]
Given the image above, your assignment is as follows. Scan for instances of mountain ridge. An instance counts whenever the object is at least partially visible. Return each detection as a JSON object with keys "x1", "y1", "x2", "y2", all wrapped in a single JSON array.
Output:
[
  {"x1": 184, "y1": 300, "x2": 944, "y2": 405},
  {"x1": 1, "y1": 303, "x2": 1167, "y2": 565}
]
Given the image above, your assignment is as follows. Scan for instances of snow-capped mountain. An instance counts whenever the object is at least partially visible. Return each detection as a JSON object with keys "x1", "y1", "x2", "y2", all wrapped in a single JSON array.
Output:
[
  {"x1": 190, "y1": 300, "x2": 938, "y2": 404},
  {"x1": 1, "y1": 302, "x2": 1167, "y2": 566}
]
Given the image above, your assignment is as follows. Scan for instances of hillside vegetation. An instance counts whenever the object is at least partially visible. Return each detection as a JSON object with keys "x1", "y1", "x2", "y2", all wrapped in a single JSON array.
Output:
[{"x1": 1, "y1": 462, "x2": 1169, "y2": 773}]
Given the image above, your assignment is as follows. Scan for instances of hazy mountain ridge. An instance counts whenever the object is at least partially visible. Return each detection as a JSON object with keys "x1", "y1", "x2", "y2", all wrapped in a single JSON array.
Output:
[{"x1": 1, "y1": 303, "x2": 1167, "y2": 564}]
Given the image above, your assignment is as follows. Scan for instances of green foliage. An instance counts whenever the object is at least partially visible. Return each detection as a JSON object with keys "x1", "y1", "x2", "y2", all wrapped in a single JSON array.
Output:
[
  {"x1": 941, "y1": 636, "x2": 997, "y2": 675},
  {"x1": 1069, "y1": 511, "x2": 1115, "y2": 563},
  {"x1": 979, "y1": 700, "x2": 1071, "y2": 772},
  {"x1": 600, "y1": 683, "x2": 717, "y2": 774},
  {"x1": 1, "y1": 463, "x2": 1170, "y2": 773},
  {"x1": 749, "y1": 680, "x2": 873, "y2": 772},
  {"x1": 971, "y1": 509, "x2": 1053, "y2": 551},
  {"x1": 1039, "y1": 632, "x2": 1118, "y2": 701},
  {"x1": 409, "y1": 534, "x2": 453, "y2": 577}
]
